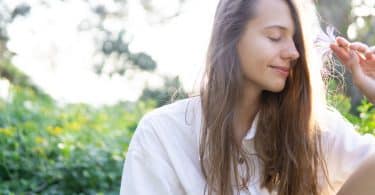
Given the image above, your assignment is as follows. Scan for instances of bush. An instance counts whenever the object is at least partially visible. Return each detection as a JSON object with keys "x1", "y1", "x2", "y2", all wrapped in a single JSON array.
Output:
[
  {"x1": 0, "y1": 85, "x2": 156, "y2": 194},
  {"x1": 0, "y1": 84, "x2": 374, "y2": 194}
]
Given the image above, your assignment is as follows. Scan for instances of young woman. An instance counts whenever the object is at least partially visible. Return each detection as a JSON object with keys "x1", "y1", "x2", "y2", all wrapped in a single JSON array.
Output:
[{"x1": 120, "y1": 0, "x2": 375, "y2": 194}]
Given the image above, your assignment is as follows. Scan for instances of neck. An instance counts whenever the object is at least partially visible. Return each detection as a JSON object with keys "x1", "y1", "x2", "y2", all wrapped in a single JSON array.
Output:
[{"x1": 233, "y1": 87, "x2": 261, "y2": 144}]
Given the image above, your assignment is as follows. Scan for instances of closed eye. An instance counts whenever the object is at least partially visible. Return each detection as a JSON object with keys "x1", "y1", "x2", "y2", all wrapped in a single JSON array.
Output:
[{"x1": 268, "y1": 37, "x2": 282, "y2": 42}]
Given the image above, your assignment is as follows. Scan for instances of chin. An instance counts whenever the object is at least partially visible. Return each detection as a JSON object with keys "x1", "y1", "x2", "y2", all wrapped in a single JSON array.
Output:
[
  {"x1": 267, "y1": 88, "x2": 285, "y2": 93},
  {"x1": 265, "y1": 83, "x2": 286, "y2": 93}
]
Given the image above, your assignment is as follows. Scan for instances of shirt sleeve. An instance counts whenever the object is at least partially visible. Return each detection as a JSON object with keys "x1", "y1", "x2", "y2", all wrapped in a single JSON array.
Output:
[
  {"x1": 326, "y1": 109, "x2": 375, "y2": 184},
  {"x1": 119, "y1": 115, "x2": 185, "y2": 195}
]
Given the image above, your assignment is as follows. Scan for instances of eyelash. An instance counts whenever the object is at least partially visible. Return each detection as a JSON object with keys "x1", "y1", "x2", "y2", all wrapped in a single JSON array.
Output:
[{"x1": 268, "y1": 37, "x2": 282, "y2": 42}]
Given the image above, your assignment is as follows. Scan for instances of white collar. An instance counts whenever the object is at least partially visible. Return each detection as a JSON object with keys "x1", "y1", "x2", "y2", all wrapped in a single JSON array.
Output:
[{"x1": 243, "y1": 113, "x2": 259, "y2": 140}]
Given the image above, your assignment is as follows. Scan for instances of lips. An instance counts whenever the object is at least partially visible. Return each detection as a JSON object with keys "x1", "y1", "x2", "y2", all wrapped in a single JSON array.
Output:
[{"x1": 269, "y1": 65, "x2": 290, "y2": 76}]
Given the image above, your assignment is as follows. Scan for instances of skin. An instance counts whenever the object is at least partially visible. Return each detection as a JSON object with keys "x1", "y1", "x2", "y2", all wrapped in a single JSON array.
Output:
[
  {"x1": 330, "y1": 38, "x2": 375, "y2": 194},
  {"x1": 336, "y1": 154, "x2": 375, "y2": 195},
  {"x1": 234, "y1": 0, "x2": 299, "y2": 142},
  {"x1": 330, "y1": 37, "x2": 375, "y2": 104}
]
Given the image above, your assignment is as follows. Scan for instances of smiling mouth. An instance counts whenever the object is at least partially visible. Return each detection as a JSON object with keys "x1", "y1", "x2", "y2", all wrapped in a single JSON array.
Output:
[{"x1": 269, "y1": 65, "x2": 290, "y2": 77}]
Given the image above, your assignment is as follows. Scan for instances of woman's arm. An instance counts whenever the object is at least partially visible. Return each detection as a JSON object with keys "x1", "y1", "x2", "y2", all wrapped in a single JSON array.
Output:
[{"x1": 337, "y1": 154, "x2": 375, "y2": 195}]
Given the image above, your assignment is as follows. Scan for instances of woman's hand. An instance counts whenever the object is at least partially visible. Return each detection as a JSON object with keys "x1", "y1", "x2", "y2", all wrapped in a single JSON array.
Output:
[{"x1": 330, "y1": 36, "x2": 375, "y2": 104}]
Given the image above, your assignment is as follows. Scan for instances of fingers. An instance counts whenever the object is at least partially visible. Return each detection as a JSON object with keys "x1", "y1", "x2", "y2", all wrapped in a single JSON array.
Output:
[
  {"x1": 331, "y1": 37, "x2": 374, "y2": 65},
  {"x1": 330, "y1": 43, "x2": 360, "y2": 73},
  {"x1": 349, "y1": 42, "x2": 369, "y2": 54},
  {"x1": 368, "y1": 46, "x2": 375, "y2": 60},
  {"x1": 336, "y1": 36, "x2": 351, "y2": 48},
  {"x1": 349, "y1": 50, "x2": 361, "y2": 74},
  {"x1": 365, "y1": 50, "x2": 373, "y2": 60},
  {"x1": 337, "y1": 38, "x2": 372, "y2": 60},
  {"x1": 330, "y1": 43, "x2": 350, "y2": 61}
]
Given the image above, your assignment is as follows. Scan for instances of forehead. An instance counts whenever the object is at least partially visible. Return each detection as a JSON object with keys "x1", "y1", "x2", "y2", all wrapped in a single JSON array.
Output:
[{"x1": 250, "y1": 0, "x2": 295, "y2": 32}]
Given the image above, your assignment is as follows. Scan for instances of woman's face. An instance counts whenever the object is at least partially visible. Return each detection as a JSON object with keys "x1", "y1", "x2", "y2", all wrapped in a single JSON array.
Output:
[{"x1": 237, "y1": 0, "x2": 300, "y2": 93}]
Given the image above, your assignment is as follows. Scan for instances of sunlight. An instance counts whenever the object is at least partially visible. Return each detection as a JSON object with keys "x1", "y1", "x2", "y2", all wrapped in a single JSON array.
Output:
[{"x1": 4, "y1": 0, "x2": 219, "y2": 105}]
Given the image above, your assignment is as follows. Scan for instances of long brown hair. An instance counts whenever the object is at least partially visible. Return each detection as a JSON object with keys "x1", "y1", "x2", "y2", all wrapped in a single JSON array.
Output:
[{"x1": 198, "y1": 0, "x2": 331, "y2": 194}]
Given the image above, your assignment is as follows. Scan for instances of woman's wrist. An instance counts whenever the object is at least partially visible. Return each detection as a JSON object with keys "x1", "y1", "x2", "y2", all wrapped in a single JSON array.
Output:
[{"x1": 352, "y1": 77, "x2": 375, "y2": 105}]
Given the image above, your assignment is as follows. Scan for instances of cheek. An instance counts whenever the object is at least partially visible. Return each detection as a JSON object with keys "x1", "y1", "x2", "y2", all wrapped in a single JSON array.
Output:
[{"x1": 237, "y1": 36, "x2": 277, "y2": 73}]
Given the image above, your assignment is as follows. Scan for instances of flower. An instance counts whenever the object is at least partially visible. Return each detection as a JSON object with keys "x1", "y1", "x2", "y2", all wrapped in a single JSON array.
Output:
[
  {"x1": 314, "y1": 25, "x2": 337, "y2": 61},
  {"x1": 0, "y1": 127, "x2": 13, "y2": 136},
  {"x1": 47, "y1": 126, "x2": 63, "y2": 135}
]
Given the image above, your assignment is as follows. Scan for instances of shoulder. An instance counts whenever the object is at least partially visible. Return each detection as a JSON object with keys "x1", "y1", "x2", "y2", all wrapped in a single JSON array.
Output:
[
  {"x1": 318, "y1": 106, "x2": 374, "y2": 146},
  {"x1": 143, "y1": 96, "x2": 201, "y2": 122},
  {"x1": 318, "y1": 107, "x2": 375, "y2": 186},
  {"x1": 319, "y1": 106, "x2": 375, "y2": 144},
  {"x1": 317, "y1": 106, "x2": 375, "y2": 157},
  {"x1": 318, "y1": 106, "x2": 354, "y2": 136},
  {"x1": 318, "y1": 106, "x2": 375, "y2": 148},
  {"x1": 128, "y1": 96, "x2": 202, "y2": 152},
  {"x1": 318, "y1": 107, "x2": 358, "y2": 158}
]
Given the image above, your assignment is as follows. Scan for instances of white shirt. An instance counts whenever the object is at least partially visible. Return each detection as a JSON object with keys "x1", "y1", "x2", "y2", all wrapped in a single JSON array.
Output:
[{"x1": 120, "y1": 96, "x2": 375, "y2": 195}]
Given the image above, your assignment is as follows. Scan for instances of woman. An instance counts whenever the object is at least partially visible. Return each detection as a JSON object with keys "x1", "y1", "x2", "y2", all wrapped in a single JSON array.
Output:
[{"x1": 120, "y1": 0, "x2": 375, "y2": 194}]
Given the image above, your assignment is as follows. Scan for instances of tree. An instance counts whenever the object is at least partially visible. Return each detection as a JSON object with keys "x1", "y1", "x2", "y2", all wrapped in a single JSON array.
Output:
[
  {"x1": 0, "y1": 0, "x2": 188, "y2": 103},
  {"x1": 83, "y1": 0, "x2": 185, "y2": 77},
  {"x1": 0, "y1": 2, "x2": 45, "y2": 94},
  {"x1": 139, "y1": 75, "x2": 188, "y2": 107}
]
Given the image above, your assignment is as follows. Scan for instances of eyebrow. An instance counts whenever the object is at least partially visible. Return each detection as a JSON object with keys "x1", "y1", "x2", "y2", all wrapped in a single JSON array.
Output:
[{"x1": 264, "y1": 25, "x2": 294, "y2": 34}]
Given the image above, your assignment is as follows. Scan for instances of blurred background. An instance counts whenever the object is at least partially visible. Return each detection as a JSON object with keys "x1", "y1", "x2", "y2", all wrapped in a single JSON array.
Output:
[{"x1": 0, "y1": 0, "x2": 374, "y2": 194}]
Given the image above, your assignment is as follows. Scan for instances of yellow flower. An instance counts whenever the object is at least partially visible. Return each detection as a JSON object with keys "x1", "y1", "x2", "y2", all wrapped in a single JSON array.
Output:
[
  {"x1": 47, "y1": 126, "x2": 63, "y2": 136},
  {"x1": 0, "y1": 127, "x2": 13, "y2": 136}
]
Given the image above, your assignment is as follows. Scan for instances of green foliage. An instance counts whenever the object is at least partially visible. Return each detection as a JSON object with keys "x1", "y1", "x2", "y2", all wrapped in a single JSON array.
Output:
[
  {"x1": 0, "y1": 85, "x2": 156, "y2": 194},
  {"x1": 0, "y1": 76, "x2": 373, "y2": 195},
  {"x1": 0, "y1": 84, "x2": 374, "y2": 195},
  {"x1": 0, "y1": 59, "x2": 45, "y2": 96},
  {"x1": 356, "y1": 99, "x2": 375, "y2": 134}
]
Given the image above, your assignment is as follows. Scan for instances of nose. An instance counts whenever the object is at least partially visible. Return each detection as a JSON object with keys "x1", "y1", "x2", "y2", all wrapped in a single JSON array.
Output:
[{"x1": 281, "y1": 41, "x2": 300, "y2": 61}]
